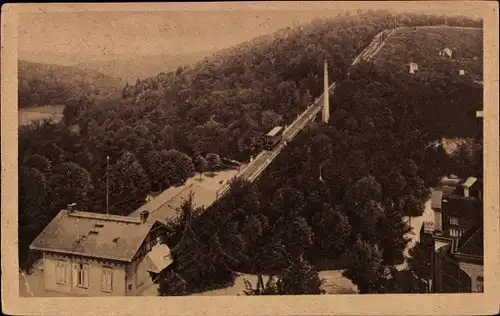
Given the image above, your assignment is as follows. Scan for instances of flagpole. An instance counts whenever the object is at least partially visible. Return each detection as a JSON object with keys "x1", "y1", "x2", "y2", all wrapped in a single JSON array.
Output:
[{"x1": 106, "y1": 156, "x2": 110, "y2": 215}]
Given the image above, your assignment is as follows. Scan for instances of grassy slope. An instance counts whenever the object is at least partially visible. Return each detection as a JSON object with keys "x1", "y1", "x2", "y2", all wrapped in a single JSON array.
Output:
[{"x1": 374, "y1": 26, "x2": 483, "y2": 80}]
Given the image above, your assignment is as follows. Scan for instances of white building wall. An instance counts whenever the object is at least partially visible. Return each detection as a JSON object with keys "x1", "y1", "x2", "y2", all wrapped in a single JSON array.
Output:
[{"x1": 43, "y1": 252, "x2": 127, "y2": 296}]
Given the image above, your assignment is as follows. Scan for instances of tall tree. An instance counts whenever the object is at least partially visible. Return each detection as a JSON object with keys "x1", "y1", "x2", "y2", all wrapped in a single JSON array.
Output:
[
  {"x1": 163, "y1": 149, "x2": 195, "y2": 184},
  {"x1": 285, "y1": 216, "x2": 314, "y2": 258},
  {"x1": 143, "y1": 150, "x2": 176, "y2": 190},
  {"x1": 108, "y1": 151, "x2": 150, "y2": 213},
  {"x1": 205, "y1": 153, "x2": 222, "y2": 175},
  {"x1": 407, "y1": 241, "x2": 432, "y2": 287},
  {"x1": 243, "y1": 274, "x2": 279, "y2": 295},
  {"x1": 194, "y1": 155, "x2": 208, "y2": 180},
  {"x1": 399, "y1": 194, "x2": 424, "y2": 218},
  {"x1": 47, "y1": 162, "x2": 93, "y2": 211},
  {"x1": 343, "y1": 237, "x2": 386, "y2": 294},
  {"x1": 276, "y1": 258, "x2": 325, "y2": 295},
  {"x1": 271, "y1": 186, "x2": 305, "y2": 221},
  {"x1": 158, "y1": 270, "x2": 188, "y2": 296},
  {"x1": 378, "y1": 206, "x2": 412, "y2": 264},
  {"x1": 22, "y1": 154, "x2": 51, "y2": 173},
  {"x1": 312, "y1": 206, "x2": 352, "y2": 259},
  {"x1": 345, "y1": 175, "x2": 383, "y2": 206},
  {"x1": 19, "y1": 167, "x2": 50, "y2": 269}
]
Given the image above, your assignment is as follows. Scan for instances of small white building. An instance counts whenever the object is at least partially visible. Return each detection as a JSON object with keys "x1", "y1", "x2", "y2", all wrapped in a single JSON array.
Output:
[
  {"x1": 439, "y1": 48, "x2": 453, "y2": 58},
  {"x1": 459, "y1": 69, "x2": 465, "y2": 76},
  {"x1": 409, "y1": 62, "x2": 419, "y2": 74},
  {"x1": 145, "y1": 192, "x2": 161, "y2": 203}
]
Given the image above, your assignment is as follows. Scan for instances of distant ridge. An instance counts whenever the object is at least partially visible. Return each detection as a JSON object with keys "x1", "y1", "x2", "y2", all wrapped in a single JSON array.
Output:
[
  {"x1": 19, "y1": 49, "x2": 218, "y2": 83},
  {"x1": 18, "y1": 60, "x2": 124, "y2": 108}
]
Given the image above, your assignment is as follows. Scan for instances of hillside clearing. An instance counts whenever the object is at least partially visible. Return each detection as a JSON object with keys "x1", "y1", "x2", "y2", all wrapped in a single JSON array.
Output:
[
  {"x1": 374, "y1": 26, "x2": 483, "y2": 79},
  {"x1": 18, "y1": 105, "x2": 65, "y2": 126}
]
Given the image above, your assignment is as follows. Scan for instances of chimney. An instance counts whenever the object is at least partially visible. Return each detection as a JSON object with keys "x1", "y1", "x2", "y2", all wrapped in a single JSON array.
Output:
[
  {"x1": 67, "y1": 203, "x2": 77, "y2": 213},
  {"x1": 323, "y1": 59, "x2": 330, "y2": 123},
  {"x1": 140, "y1": 210, "x2": 149, "y2": 223},
  {"x1": 434, "y1": 199, "x2": 447, "y2": 232}
]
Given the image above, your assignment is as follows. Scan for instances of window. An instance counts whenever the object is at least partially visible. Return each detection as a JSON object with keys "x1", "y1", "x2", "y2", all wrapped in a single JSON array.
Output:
[
  {"x1": 476, "y1": 276, "x2": 484, "y2": 292},
  {"x1": 73, "y1": 263, "x2": 89, "y2": 288},
  {"x1": 146, "y1": 235, "x2": 154, "y2": 252},
  {"x1": 449, "y1": 228, "x2": 462, "y2": 237},
  {"x1": 101, "y1": 267, "x2": 113, "y2": 292},
  {"x1": 449, "y1": 217, "x2": 459, "y2": 225},
  {"x1": 55, "y1": 260, "x2": 67, "y2": 285}
]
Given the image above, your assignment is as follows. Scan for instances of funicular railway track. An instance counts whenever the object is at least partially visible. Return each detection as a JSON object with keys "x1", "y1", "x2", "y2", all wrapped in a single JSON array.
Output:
[{"x1": 216, "y1": 28, "x2": 395, "y2": 197}]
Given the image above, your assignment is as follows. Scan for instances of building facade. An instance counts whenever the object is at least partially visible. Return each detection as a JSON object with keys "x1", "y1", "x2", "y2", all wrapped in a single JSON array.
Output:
[
  {"x1": 422, "y1": 176, "x2": 483, "y2": 293},
  {"x1": 30, "y1": 207, "x2": 174, "y2": 296}
]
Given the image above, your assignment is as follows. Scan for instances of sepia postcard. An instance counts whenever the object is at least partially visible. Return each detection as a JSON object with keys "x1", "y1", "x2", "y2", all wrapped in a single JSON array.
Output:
[{"x1": 1, "y1": 1, "x2": 499, "y2": 315}]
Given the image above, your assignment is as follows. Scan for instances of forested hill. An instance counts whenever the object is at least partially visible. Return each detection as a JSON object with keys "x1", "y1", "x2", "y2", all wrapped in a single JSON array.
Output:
[
  {"x1": 155, "y1": 23, "x2": 484, "y2": 295},
  {"x1": 18, "y1": 60, "x2": 124, "y2": 108},
  {"x1": 18, "y1": 10, "x2": 481, "y2": 270},
  {"x1": 121, "y1": 12, "x2": 481, "y2": 161}
]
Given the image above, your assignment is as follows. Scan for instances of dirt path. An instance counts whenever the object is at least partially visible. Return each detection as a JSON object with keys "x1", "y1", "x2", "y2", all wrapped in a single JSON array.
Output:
[{"x1": 396, "y1": 196, "x2": 435, "y2": 271}]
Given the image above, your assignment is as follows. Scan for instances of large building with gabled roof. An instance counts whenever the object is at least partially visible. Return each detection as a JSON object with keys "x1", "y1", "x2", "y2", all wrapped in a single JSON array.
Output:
[{"x1": 29, "y1": 206, "x2": 174, "y2": 296}]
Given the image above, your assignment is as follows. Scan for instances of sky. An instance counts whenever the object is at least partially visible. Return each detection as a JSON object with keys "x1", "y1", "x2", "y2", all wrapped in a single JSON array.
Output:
[{"x1": 18, "y1": 2, "x2": 484, "y2": 62}]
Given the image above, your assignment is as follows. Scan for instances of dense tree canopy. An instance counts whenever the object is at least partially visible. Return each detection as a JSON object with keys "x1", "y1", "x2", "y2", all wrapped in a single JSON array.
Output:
[
  {"x1": 156, "y1": 16, "x2": 482, "y2": 294},
  {"x1": 19, "y1": 10, "x2": 482, "y2": 290}
]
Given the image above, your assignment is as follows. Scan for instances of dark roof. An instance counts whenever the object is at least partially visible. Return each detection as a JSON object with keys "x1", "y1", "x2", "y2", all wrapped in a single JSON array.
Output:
[
  {"x1": 442, "y1": 186, "x2": 460, "y2": 198},
  {"x1": 456, "y1": 226, "x2": 483, "y2": 257},
  {"x1": 30, "y1": 210, "x2": 161, "y2": 262},
  {"x1": 443, "y1": 195, "x2": 480, "y2": 221}
]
